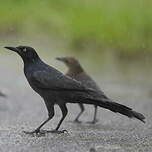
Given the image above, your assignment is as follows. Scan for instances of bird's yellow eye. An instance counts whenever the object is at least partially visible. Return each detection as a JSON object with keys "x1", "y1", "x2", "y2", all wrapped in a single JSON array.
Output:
[{"x1": 23, "y1": 48, "x2": 27, "y2": 52}]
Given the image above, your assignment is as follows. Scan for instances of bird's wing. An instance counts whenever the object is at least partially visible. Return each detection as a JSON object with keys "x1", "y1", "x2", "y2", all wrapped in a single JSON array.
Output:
[
  {"x1": 74, "y1": 73, "x2": 108, "y2": 99},
  {"x1": 31, "y1": 71, "x2": 94, "y2": 92}
]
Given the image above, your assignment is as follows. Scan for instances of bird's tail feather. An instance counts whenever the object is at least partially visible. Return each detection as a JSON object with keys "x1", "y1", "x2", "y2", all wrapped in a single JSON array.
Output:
[{"x1": 82, "y1": 98, "x2": 145, "y2": 123}]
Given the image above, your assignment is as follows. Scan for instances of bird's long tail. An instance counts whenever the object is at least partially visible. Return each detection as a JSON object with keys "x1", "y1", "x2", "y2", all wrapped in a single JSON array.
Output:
[{"x1": 83, "y1": 98, "x2": 145, "y2": 123}]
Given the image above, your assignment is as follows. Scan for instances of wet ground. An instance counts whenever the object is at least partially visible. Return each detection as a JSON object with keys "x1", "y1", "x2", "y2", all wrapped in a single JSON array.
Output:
[{"x1": 0, "y1": 48, "x2": 151, "y2": 152}]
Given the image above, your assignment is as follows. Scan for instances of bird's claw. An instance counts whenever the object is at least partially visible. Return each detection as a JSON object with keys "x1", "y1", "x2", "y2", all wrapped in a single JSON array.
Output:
[
  {"x1": 41, "y1": 129, "x2": 68, "y2": 134},
  {"x1": 23, "y1": 129, "x2": 68, "y2": 135},
  {"x1": 23, "y1": 129, "x2": 41, "y2": 135}
]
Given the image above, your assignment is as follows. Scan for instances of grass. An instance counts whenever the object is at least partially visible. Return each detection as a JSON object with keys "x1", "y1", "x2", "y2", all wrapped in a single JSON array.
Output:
[{"x1": 0, "y1": 0, "x2": 152, "y2": 54}]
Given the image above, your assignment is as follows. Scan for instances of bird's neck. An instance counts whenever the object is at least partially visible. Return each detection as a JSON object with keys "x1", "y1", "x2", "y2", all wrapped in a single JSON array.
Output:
[
  {"x1": 22, "y1": 57, "x2": 40, "y2": 66},
  {"x1": 67, "y1": 65, "x2": 84, "y2": 77},
  {"x1": 23, "y1": 58, "x2": 43, "y2": 73}
]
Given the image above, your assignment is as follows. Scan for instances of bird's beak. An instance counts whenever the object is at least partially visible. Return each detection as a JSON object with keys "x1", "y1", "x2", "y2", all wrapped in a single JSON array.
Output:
[
  {"x1": 4, "y1": 46, "x2": 20, "y2": 53},
  {"x1": 56, "y1": 57, "x2": 66, "y2": 62}
]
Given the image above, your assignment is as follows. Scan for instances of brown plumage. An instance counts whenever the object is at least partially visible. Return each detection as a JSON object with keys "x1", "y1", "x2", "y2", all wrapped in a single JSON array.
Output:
[{"x1": 56, "y1": 57, "x2": 102, "y2": 123}]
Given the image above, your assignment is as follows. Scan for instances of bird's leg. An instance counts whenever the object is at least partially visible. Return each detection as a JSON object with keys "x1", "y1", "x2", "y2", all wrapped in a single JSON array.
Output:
[
  {"x1": 24, "y1": 106, "x2": 55, "y2": 135},
  {"x1": 24, "y1": 117, "x2": 51, "y2": 134},
  {"x1": 45, "y1": 104, "x2": 68, "y2": 134},
  {"x1": 92, "y1": 105, "x2": 98, "y2": 124},
  {"x1": 74, "y1": 103, "x2": 84, "y2": 123},
  {"x1": 87, "y1": 105, "x2": 98, "y2": 124}
]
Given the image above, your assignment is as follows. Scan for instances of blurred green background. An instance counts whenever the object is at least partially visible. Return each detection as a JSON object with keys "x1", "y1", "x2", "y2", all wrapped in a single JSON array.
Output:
[
  {"x1": 0, "y1": 0, "x2": 152, "y2": 78},
  {"x1": 1, "y1": 0, "x2": 152, "y2": 54}
]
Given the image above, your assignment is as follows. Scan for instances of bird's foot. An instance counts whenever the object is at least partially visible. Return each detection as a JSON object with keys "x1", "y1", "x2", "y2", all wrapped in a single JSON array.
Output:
[
  {"x1": 74, "y1": 119, "x2": 82, "y2": 123},
  {"x1": 87, "y1": 119, "x2": 99, "y2": 124},
  {"x1": 23, "y1": 129, "x2": 41, "y2": 135},
  {"x1": 24, "y1": 129, "x2": 68, "y2": 135},
  {"x1": 40, "y1": 129, "x2": 68, "y2": 134}
]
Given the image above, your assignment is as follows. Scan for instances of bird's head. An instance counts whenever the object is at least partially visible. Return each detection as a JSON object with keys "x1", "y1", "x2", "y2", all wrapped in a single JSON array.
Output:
[
  {"x1": 4, "y1": 46, "x2": 39, "y2": 63},
  {"x1": 56, "y1": 56, "x2": 84, "y2": 72}
]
